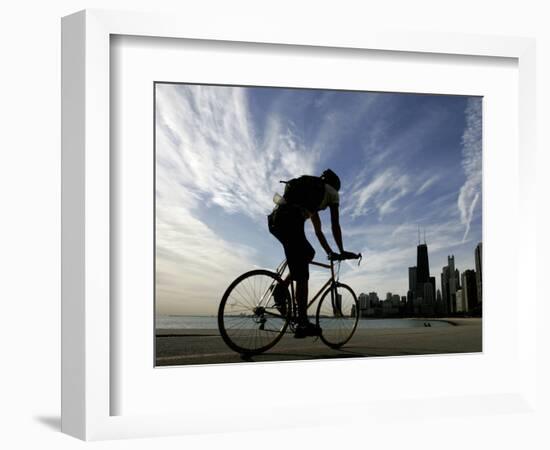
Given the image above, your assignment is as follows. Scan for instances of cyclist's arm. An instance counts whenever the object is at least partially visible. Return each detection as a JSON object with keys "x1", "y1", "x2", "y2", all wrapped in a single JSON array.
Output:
[
  {"x1": 329, "y1": 204, "x2": 345, "y2": 253},
  {"x1": 310, "y1": 212, "x2": 333, "y2": 255}
]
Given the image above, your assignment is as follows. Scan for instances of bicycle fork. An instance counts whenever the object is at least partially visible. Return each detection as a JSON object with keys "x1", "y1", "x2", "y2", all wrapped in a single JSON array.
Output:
[{"x1": 329, "y1": 283, "x2": 344, "y2": 318}]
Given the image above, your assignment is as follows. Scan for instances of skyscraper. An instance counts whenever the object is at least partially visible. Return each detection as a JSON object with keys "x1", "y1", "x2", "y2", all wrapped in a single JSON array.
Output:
[
  {"x1": 462, "y1": 269, "x2": 478, "y2": 310},
  {"x1": 429, "y1": 276, "x2": 436, "y2": 299},
  {"x1": 408, "y1": 266, "x2": 417, "y2": 293},
  {"x1": 368, "y1": 292, "x2": 379, "y2": 305},
  {"x1": 475, "y1": 242, "x2": 483, "y2": 304},
  {"x1": 408, "y1": 266, "x2": 417, "y2": 313},
  {"x1": 422, "y1": 282, "x2": 435, "y2": 315},
  {"x1": 358, "y1": 293, "x2": 369, "y2": 310},
  {"x1": 455, "y1": 289, "x2": 466, "y2": 312},
  {"x1": 436, "y1": 288, "x2": 443, "y2": 314},
  {"x1": 441, "y1": 266, "x2": 450, "y2": 314},
  {"x1": 410, "y1": 238, "x2": 437, "y2": 316},
  {"x1": 416, "y1": 243, "x2": 430, "y2": 299},
  {"x1": 442, "y1": 255, "x2": 460, "y2": 313}
]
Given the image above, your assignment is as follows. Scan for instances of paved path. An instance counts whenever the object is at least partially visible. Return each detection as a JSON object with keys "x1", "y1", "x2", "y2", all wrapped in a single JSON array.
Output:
[{"x1": 155, "y1": 318, "x2": 482, "y2": 366}]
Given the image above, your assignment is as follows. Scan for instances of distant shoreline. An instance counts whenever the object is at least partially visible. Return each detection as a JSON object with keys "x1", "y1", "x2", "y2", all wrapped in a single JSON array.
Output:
[
  {"x1": 155, "y1": 318, "x2": 481, "y2": 336},
  {"x1": 156, "y1": 315, "x2": 478, "y2": 325}
]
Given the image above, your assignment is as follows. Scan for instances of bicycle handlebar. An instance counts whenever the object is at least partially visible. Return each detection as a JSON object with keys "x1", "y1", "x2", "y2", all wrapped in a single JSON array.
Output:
[{"x1": 328, "y1": 252, "x2": 362, "y2": 265}]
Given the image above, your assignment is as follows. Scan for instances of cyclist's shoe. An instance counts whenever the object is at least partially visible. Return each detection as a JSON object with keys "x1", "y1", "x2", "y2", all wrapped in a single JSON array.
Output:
[
  {"x1": 294, "y1": 322, "x2": 322, "y2": 339},
  {"x1": 272, "y1": 283, "x2": 287, "y2": 316}
]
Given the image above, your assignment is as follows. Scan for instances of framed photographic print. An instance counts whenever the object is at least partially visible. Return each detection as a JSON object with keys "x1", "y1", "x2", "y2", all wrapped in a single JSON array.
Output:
[
  {"x1": 154, "y1": 82, "x2": 483, "y2": 367},
  {"x1": 62, "y1": 9, "x2": 537, "y2": 441}
]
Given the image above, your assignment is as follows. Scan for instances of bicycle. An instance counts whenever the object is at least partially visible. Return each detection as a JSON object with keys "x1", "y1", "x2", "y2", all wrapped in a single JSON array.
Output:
[{"x1": 217, "y1": 252, "x2": 362, "y2": 355}]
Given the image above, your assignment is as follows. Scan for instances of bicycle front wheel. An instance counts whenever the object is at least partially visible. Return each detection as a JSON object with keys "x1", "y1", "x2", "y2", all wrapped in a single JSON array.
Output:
[
  {"x1": 218, "y1": 270, "x2": 291, "y2": 355},
  {"x1": 316, "y1": 283, "x2": 359, "y2": 349}
]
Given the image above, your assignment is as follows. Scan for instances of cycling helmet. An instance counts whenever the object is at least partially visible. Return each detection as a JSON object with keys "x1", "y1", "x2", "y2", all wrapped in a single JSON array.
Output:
[{"x1": 321, "y1": 169, "x2": 341, "y2": 191}]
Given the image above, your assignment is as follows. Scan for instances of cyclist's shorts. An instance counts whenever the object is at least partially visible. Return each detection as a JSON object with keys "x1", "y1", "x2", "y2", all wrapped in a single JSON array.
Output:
[{"x1": 268, "y1": 204, "x2": 315, "y2": 281}]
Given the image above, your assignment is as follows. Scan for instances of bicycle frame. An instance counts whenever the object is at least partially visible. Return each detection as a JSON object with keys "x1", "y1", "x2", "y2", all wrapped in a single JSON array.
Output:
[
  {"x1": 218, "y1": 256, "x2": 359, "y2": 355},
  {"x1": 273, "y1": 258, "x2": 341, "y2": 315}
]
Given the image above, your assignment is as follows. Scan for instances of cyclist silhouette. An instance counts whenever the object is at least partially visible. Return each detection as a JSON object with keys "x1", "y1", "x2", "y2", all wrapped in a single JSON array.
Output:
[{"x1": 268, "y1": 169, "x2": 358, "y2": 338}]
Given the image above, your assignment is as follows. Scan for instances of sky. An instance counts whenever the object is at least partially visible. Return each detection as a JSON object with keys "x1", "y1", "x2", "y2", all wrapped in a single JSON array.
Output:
[{"x1": 155, "y1": 83, "x2": 482, "y2": 316}]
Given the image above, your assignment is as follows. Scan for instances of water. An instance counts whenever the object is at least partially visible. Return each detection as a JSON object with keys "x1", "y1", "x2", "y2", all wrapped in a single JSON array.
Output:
[{"x1": 156, "y1": 315, "x2": 452, "y2": 330}]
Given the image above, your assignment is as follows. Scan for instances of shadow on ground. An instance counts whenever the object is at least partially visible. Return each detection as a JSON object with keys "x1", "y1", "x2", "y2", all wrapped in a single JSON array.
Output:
[{"x1": 35, "y1": 416, "x2": 61, "y2": 431}]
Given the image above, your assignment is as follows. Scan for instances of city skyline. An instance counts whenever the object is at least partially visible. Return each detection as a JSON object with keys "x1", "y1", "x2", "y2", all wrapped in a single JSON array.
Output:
[
  {"x1": 358, "y1": 242, "x2": 482, "y2": 312},
  {"x1": 155, "y1": 83, "x2": 482, "y2": 316}
]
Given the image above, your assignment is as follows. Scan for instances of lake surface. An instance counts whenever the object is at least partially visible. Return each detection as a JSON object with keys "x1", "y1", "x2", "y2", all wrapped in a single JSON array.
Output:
[{"x1": 156, "y1": 315, "x2": 452, "y2": 330}]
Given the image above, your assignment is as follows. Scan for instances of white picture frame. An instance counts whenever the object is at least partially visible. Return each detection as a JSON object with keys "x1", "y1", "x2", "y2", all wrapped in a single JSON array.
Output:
[{"x1": 61, "y1": 9, "x2": 537, "y2": 441}]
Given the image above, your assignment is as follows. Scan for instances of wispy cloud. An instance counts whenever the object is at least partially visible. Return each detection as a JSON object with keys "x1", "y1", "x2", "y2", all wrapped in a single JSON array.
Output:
[
  {"x1": 340, "y1": 101, "x2": 462, "y2": 222},
  {"x1": 343, "y1": 167, "x2": 411, "y2": 219},
  {"x1": 416, "y1": 174, "x2": 440, "y2": 195},
  {"x1": 457, "y1": 98, "x2": 482, "y2": 242},
  {"x1": 156, "y1": 84, "x2": 318, "y2": 221},
  {"x1": 311, "y1": 93, "x2": 378, "y2": 160},
  {"x1": 155, "y1": 84, "x2": 320, "y2": 314}
]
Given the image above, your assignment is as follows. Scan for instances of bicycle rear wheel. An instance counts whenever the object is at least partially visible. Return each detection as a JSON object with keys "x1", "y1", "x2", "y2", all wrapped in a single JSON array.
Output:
[
  {"x1": 316, "y1": 283, "x2": 359, "y2": 348},
  {"x1": 218, "y1": 270, "x2": 291, "y2": 355}
]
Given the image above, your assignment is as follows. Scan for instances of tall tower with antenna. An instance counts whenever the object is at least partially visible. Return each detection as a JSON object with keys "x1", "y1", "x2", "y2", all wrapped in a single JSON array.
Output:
[
  {"x1": 415, "y1": 228, "x2": 432, "y2": 303},
  {"x1": 416, "y1": 243, "x2": 429, "y2": 291}
]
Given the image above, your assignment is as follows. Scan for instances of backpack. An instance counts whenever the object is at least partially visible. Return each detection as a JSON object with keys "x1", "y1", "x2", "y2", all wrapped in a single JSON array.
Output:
[{"x1": 282, "y1": 175, "x2": 325, "y2": 213}]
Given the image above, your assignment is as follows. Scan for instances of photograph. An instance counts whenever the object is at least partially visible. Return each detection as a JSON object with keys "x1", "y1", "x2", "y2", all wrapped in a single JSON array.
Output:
[{"x1": 154, "y1": 82, "x2": 483, "y2": 366}]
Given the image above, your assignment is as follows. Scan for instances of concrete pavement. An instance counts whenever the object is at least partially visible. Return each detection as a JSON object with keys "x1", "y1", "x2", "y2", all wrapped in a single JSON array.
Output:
[{"x1": 155, "y1": 318, "x2": 482, "y2": 366}]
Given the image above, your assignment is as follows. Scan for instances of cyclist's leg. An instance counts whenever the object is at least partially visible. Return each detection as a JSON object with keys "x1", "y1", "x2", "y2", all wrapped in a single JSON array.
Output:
[
  {"x1": 268, "y1": 206, "x2": 294, "y2": 305},
  {"x1": 279, "y1": 211, "x2": 313, "y2": 320},
  {"x1": 295, "y1": 279, "x2": 308, "y2": 323},
  {"x1": 269, "y1": 205, "x2": 318, "y2": 335},
  {"x1": 268, "y1": 204, "x2": 305, "y2": 292},
  {"x1": 292, "y1": 240, "x2": 314, "y2": 323},
  {"x1": 287, "y1": 238, "x2": 321, "y2": 337}
]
